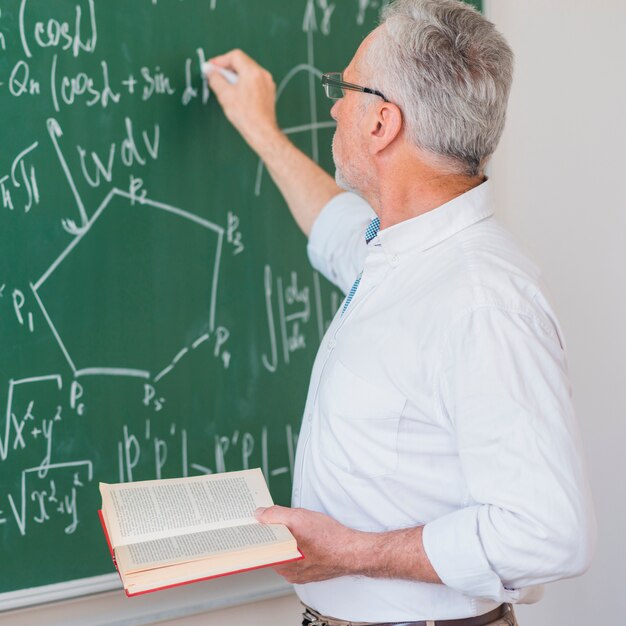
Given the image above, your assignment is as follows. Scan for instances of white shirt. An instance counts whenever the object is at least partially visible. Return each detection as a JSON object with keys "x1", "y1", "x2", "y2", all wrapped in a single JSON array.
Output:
[{"x1": 291, "y1": 182, "x2": 596, "y2": 622}]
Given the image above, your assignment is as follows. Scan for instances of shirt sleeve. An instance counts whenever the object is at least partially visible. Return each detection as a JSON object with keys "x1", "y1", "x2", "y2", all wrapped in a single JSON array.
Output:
[
  {"x1": 307, "y1": 192, "x2": 375, "y2": 294},
  {"x1": 422, "y1": 305, "x2": 596, "y2": 602}
]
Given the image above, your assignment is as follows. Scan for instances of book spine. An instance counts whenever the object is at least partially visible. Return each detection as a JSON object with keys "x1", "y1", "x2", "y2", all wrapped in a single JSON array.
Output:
[{"x1": 98, "y1": 510, "x2": 120, "y2": 573}]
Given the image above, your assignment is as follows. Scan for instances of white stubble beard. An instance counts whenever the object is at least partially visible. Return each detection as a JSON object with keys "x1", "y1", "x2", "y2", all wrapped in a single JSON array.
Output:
[{"x1": 332, "y1": 131, "x2": 367, "y2": 197}]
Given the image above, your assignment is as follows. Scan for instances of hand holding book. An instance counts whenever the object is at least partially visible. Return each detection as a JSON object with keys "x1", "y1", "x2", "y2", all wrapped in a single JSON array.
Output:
[{"x1": 99, "y1": 468, "x2": 303, "y2": 596}]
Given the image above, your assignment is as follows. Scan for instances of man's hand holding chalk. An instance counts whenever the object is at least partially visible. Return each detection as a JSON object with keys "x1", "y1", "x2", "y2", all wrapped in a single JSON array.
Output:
[
  {"x1": 202, "y1": 61, "x2": 239, "y2": 85},
  {"x1": 204, "y1": 49, "x2": 280, "y2": 153}
]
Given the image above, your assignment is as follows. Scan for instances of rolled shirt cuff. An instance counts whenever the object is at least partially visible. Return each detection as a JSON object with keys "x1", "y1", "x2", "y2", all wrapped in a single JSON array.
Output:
[{"x1": 422, "y1": 506, "x2": 520, "y2": 603}]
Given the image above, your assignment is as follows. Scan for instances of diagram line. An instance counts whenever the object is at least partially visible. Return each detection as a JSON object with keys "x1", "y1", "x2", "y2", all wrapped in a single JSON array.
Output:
[
  {"x1": 283, "y1": 121, "x2": 336, "y2": 135},
  {"x1": 313, "y1": 271, "x2": 324, "y2": 342},
  {"x1": 307, "y1": 26, "x2": 319, "y2": 163},
  {"x1": 192, "y1": 333, "x2": 210, "y2": 349},
  {"x1": 115, "y1": 190, "x2": 224, "y2": 235},
  {"x1": 29, "y1": 283, "x2": 77, "y2": 375},
  {"x1": 47, "y1": 118, "x2": 89, "y2": 230},
  {"x1": 75, "y1": 368, "x2": 150, "y2": 379},
  {"x1": 33, "y1": 188, "x2": 117, "y2": 291},
  {"x1": 209, "y1": 231, "x2": 223, "y2": 333},
  {"x1": 255, "y1": 64, "x2": 327, "y2": 196}
]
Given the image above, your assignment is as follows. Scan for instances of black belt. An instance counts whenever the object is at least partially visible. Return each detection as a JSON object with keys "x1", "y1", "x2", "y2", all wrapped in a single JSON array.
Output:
[{"x1": 303, "y1": 603, "x2": 511, "y2": 626}]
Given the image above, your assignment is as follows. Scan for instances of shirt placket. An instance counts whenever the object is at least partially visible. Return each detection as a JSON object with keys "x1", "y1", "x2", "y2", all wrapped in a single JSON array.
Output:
[
  {"x1": 294, "y1": 245, "x2": 387, "y2": 506},
  {"x1": 292, "y1": 304, "x2": 344, "y2": 505}
]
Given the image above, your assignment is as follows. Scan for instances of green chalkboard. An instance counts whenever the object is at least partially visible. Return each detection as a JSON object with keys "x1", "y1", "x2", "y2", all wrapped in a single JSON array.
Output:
[{"x1": 0, "y1": 0, "x2": 481, "y2": 605}]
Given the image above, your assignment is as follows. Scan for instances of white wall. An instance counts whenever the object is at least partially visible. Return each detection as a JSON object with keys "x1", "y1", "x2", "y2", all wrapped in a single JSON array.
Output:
[{"x1": 485, "y1": 1, "x2": 626, "y2": 624}]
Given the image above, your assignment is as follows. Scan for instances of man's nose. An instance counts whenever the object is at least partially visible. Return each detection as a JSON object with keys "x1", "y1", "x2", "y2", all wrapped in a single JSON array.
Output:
[{"x1": 330, "y1": 100, "x2": 340, "y2": 121}]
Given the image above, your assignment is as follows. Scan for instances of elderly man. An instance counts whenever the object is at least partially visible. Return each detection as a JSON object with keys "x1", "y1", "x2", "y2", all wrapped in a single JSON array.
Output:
[{"x1": 206, "y1": 1, "x2": 595, "y2": 625}]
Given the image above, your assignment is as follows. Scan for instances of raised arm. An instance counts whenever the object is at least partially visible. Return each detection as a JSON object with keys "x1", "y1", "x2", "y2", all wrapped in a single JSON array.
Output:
[{"x1": 205, "y1": 49, "x2": 342, "y2": 237}]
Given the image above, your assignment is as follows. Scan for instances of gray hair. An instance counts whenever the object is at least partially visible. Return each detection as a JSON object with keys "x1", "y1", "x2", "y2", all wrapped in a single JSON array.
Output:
[{"x1": 366, "y1": 0, "x2": 514, "y2": 176}]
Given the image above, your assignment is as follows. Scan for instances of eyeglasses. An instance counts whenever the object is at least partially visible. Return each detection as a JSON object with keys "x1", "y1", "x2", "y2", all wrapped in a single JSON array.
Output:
[{"x1": 321, "y1": 72, "x2": 388, "y2": 102}]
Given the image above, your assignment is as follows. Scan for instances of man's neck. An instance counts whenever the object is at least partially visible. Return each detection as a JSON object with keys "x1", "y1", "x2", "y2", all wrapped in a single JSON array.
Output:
[{"x1": 370, "y1": 162, "x2": 485, "y2": 230}]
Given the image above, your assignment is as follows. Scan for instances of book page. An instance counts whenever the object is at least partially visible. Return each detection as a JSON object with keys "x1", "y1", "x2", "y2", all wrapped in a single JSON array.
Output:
[
  {"x1": 100, "y1": 468, "x2": 274, "y2": 548},
  {"x1": 116, "y1": 522, "x2": 294, "y2": 573}
]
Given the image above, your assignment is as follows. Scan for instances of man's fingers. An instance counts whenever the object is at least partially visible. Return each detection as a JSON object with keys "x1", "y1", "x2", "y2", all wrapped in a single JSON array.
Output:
[
  {"x1": 272, "y1": 563, "x2": 302, "y2": 583},
  {"x1": 206, "y1": 69, "x2": 230, "y2": 99},
  {"x1": 208, "y1": 48, "x2": 256, "y2": 75},
  {"x1": 255, "y1": 504, "x2": 291, "y2": 524},
  {"x1": 203, "y1": 48, "x2": 279, "y2": 151},
  {"x1": 206, "y1": 48, "x2": 262, "y2": 100}
]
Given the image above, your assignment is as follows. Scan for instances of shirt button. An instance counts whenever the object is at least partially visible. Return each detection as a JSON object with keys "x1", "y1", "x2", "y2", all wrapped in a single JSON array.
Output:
[
  {"x1": 390, "y1": 254, "x2": 400, "y2": 266},
  {"x1": 307, "y1": 412, "x2": 313, "y2": 423},
  {"x1": 327, "y1": 339, "x2": 336, "y2": 350}
]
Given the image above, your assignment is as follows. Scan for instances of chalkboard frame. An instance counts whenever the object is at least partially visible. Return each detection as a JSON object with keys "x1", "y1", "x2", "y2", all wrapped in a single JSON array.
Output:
[{"x1": 0, "y1": 570, "x2": 292, "y2": 623}]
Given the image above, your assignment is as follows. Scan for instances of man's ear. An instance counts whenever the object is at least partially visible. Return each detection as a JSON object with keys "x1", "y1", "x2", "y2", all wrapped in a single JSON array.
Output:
[{"x1": 370, "y1": 102, "x2": 403, "y2": 155}]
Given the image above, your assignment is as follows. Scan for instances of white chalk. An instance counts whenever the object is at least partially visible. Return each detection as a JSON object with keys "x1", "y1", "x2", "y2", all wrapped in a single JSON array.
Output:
[{"x1": 202, "y1": 61, "x2": 239, "y2": 85}]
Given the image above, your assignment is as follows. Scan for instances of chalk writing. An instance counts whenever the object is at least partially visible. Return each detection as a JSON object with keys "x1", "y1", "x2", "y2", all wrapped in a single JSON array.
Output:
[
  {"x1": 0, "y1": 142, "x2": 40, "y2": 213},
  {"x1": 19, "y1": 0, "x2": 98, "y2": 58},
  {"x1": 0, "y1": 9, "x2": 5, "y2": 51},
  {"x1": 262, "y1": 265, "x2": 341, "y2": 372},
  {"x1": 117, "y1": 421, "x2": 298, "y2": 489},
  {"x1": 8, "y1": 60, "x2": 41, "y2": 97}
]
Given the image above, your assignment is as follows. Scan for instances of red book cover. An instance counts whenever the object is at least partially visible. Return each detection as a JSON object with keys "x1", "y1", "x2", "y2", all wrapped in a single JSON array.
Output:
[{"x1": 98, "y1": 509, "x2": 304, "y2": 597}]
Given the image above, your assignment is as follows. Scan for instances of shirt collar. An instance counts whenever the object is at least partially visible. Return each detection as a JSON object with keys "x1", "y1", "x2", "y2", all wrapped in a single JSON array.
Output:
[{"x1": 372, "y1": 180, "x2": 494, "y2": 262}]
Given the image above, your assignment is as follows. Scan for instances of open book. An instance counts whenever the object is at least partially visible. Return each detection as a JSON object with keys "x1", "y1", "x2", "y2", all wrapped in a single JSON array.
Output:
[{"x1": 99, "y1": 468, "x2": 303, "y2": 596}]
